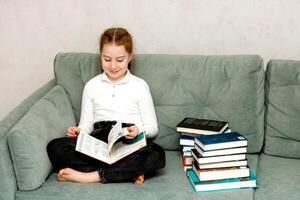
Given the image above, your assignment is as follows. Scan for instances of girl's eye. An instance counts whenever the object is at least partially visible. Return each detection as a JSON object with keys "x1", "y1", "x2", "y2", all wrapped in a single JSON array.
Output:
[
  {"x1": 104, "y1": 59, "x2": 111, "y2": 62},
  {"x1": 117, "y1": 60, "x2": 124, "y2": 62}
]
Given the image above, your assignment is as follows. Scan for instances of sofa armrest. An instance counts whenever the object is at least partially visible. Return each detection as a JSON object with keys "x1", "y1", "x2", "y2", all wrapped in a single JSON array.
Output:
[{"x1": 0, "y1": 79, "x2": 56, "y2": 200}]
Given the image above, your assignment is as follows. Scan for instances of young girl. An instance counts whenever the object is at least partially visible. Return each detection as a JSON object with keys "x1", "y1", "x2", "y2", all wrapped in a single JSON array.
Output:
[{"x1": 47, "y1": 27, "x2": 165, "y2": 184}]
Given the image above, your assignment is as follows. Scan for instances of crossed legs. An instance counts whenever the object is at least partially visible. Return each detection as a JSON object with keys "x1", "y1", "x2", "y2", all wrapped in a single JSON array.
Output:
[{"x1": 47, "y1": 137, "x2": 165, "y2": 184}]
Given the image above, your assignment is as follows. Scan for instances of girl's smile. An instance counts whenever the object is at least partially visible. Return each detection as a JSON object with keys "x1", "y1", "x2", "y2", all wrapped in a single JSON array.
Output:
[{"x1": 101, "y1": 44, "x2": 132, "y2": 83}]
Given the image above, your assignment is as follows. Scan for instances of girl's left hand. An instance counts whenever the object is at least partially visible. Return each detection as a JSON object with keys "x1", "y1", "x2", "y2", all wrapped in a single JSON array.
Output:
[{"x1": 125, "y1": 126, "x2": 138, "y2": 139}]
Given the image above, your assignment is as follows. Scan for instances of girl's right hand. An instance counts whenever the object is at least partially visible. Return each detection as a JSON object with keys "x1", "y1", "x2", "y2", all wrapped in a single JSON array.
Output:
[{"x1": 67, "y1": 127, "x2": 81, "y2": 138}]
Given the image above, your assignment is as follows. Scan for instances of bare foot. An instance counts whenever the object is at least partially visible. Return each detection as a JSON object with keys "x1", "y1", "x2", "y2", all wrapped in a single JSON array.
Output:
[
  {"x1": 57, "y1": 168, "x2": 101, "y2": 183},
  {"x1": 134, "y1": 174, "x2": 145, "y2": 185}
]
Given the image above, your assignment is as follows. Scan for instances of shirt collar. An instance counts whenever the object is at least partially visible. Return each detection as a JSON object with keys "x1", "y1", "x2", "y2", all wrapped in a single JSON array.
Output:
[{"x1": 101, "y1": 70, "x2": 131, "y2": 85}]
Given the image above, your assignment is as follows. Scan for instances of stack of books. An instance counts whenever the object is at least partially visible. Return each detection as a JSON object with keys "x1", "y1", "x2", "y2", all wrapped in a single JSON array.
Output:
[
  {"x1": 186, "y1": 132, "x2": 257, "y2": 192},
  {"x1": 177, "y1": 117, "x2": 229, "y2": 171}
]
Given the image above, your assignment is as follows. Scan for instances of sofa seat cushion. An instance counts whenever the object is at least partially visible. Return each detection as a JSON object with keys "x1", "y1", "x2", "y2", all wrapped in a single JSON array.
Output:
[
  {"x1": 8, "y1": 85, "x2": 76, "y2": 191},
  {"x1": 254, "y1": 153, "x2": 300, "y2": 200},
  {"x1": 264, "y1": 60, "x2": 300, "y2": 158},
  {"x1": 15, "y1": 151, "x2": 259, "y2": 200}
]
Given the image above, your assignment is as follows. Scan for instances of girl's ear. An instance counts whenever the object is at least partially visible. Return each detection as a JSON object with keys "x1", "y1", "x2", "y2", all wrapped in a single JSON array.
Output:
[
  {"x1": 128, "y1": 53, "x2": 133, "y2": 62},
  {"x1": 128, "y1": 54, "x2": 133, "y2": 70}
]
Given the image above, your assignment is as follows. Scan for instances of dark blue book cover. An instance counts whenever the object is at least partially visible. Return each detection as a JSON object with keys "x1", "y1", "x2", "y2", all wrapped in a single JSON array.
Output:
[
  {"x1": 195, "y1": 132, "x2": 247, "y2": 150},
  {"x1": 196, "y1": 132, "x2": 247, "y2": 145}
]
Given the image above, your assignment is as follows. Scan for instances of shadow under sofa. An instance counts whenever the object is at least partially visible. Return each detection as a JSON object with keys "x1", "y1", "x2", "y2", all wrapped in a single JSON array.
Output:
[{"x1": 1, "y1": 53, "x2": 300, "y2": 200}]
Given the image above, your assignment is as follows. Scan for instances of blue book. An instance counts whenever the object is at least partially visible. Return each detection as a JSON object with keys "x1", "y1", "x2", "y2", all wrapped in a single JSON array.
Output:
[
  {"x1": 194, "y1": 132, "x2": 247, "y2": 151},
  {"x1": 180, "y1": 135, "x2": 195, "y2": 146},
  {"x1": 186, "y1": 169, "x2": 257, "y2": 192}
]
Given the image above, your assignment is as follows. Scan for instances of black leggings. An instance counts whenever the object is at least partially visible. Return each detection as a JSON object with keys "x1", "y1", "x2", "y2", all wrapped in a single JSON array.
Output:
[{"x1": 47, "y1": 121, "x2": 165, "y2": 183}]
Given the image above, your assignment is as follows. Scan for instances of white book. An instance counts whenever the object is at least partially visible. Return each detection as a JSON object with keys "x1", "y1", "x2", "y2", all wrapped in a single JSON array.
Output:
[
  {"x1": 183, "y1": 151, "x2": 192, "y2": 156},
  {"x1": 195, "y1": 144, "x2": 247, "y2": 157},
  {"x1": 191, "y1": 149, "x2": 246, "y2": 164},
  {"x1": 76, "y1": 121, "x2": 147, "y2": 165},
  {"x1": 183, "y1": 165, "x2": 193, "y2": 172},
  {"x1": 193, "y1": 162, "x2": 250, "y2": 181},
  {"x1": 181, "y1": 155, "x2": 194, "y2": 165},
  {"x1": 182, "y1": 146, "x2": 195, "y2": 152},
  {"x1": 198, "y1": 159, "x2": 248, "y2": 169}
]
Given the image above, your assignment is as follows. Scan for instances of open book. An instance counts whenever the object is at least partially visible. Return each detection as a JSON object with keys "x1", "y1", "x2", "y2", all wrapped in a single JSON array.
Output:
[{"x1": 75, "y1": 121, "x2": 147, "y2": 164}]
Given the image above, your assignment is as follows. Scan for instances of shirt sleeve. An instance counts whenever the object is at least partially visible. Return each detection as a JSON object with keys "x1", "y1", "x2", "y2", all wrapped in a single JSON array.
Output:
[
  {"x1": 78, "y1": 83, "x2": 94, "y2": 135},
  {"x1": 137, "y1": 81, "x2": 158, "y2": 138}
]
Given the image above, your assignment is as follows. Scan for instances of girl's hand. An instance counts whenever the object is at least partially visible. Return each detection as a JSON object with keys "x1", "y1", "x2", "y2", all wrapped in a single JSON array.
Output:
[
  {"x1": 67, "y1": 127, "x2": 81, "y2": 138},
  {"x1": 125, "y1": 126, "x2": 138, "y2": 139}
]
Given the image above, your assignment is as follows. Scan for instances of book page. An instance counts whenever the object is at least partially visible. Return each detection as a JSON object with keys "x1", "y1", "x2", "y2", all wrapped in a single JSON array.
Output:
[
  {"x1": 110, "y1": 132, "x2": 147, "y2": 163},
  {"x1": 76, "y1": 132, "x2": 110, "y2": 164},
  {"x1": 107, "y1": 121, "x2": 129, "y2": 154}
]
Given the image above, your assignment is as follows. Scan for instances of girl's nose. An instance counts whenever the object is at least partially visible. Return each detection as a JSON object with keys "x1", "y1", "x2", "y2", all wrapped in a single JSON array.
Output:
[
  {"x1": 110, "y1": 60, "x2": 118, "y2": 70},
  {"x1": 111, "y1": 64, "x2": 117, "y2": 70}
]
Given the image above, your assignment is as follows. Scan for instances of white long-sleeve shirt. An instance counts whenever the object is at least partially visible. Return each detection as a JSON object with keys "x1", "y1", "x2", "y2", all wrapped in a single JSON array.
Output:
[{"x1": 78, "y1": 70, "x2": 158, "y2": 138}]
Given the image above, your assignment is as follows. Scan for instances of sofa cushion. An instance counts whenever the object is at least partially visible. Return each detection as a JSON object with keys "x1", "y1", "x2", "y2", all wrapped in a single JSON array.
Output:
[
  {"x1": 15, "y1": 151, "x2": 259, "y2": 200},
  {"x1": 0, "y1": 79, "x2": 56, "y2": 200},
  {"x1": 264, "y1": 60, "x2": 300, "y2": 158},
  {"x1": 8, "y1": 85, "x2": 76, "y2": 190},
  {"x1": 54, "y1": 53, "x2": 101, "y2": 123},
  {"x1": 132, "y1": 55, "x2": 265, "y2": 152},
  {"x1": 54, "y1": 53, "x2": 264, "y2": 152},
  {"x1": 254, "y1": 153, "x2": 300, "y2": 200}
]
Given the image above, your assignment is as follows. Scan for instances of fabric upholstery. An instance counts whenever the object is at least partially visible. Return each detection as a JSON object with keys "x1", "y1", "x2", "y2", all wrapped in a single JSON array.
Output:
[
  {"x1": 254, "y1": 153, "x2": 300, "y2": 200},
  {"x1": 132, "y1": 55, "x2": 265, "y2": 152},
  {"x1": 54, "y1": 53, "x2": 265, "y2": 152},
  {"x1": 8, "y1": 85, "x2": 76, "y2": 190},
  {"x1": 15, "y1": 151, "x2": 259, "y2": 200},
  {"x1": 264, "y1": 60, "x2": 300, "y2": 158},
  {"x1": 0, "y1": 80, "x2": 56, "y2": 200},
  {"x1": 54, "y1": 52, "x2": 101, "y2": 123},
  {"x1": 2, "y1": 52, "x2": 300, "y2": 200}
]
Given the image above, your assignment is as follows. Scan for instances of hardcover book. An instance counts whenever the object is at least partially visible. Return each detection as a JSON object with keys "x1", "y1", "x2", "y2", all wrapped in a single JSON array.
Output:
[
  {"x1": 198, "y1": 159, "x2": 248, "y2": 169},
  {"x1": 192, "y1": 162, "x2": 250, "y2": 181},
  {"x1": 176, "y1": 117, "x2": 229, "y2": 135},
  {"x1": 194, "y1": 132, "x2": 247, "y2": 151},
  {"x1": 182, "y1": 146, "x2": 195, "y2": 152},
  {"x1": 180, "y1": 156, "x2": 193, "y2": 171},
  {"x1": 191, "y1": 148, "x2": 246, "y2": 164},
  {"x1": 181, "y1": 155, "x2": 194, "y2": 166},
  {"x1": 76, "y1": 121, "x2": 147, "y2": 165},
  {"x1": 183, "y1": 151, "x2": 192, "y2": 157},
  {"x1": 194, "y1": 143, "x2": 247, "y2": 157},
  {"x1": 186, "y1": 169, "x2": 257, "y2": 192},
  {"x1": 179, "y1": 135, "x2": 195, "y2": 146},
  {"x1": 181, "y1": 127, "x2": 232, "y2": 137}
]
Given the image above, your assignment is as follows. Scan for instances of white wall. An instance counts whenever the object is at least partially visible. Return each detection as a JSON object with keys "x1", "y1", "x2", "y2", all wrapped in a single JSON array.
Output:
[{"x1": 1, "y1": 0, "x2": 300, "y2": 120}]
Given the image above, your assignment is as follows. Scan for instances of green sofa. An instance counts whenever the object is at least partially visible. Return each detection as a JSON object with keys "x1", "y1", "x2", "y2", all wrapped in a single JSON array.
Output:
[{"x1": 1, "y1": 53, "x2": 300, "y2": 200}]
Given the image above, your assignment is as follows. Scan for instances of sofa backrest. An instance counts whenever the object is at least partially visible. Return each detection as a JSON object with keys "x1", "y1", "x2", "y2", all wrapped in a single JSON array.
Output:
[
  {"x1": 54, "y1": 52, "x2": 101, "y2": 122},
  {"x1": 54, "y1": 53, "x2": 265, "y2": 152},
  {"x1": 264, "y1": 60, "x2": 300, "y2": 158}
]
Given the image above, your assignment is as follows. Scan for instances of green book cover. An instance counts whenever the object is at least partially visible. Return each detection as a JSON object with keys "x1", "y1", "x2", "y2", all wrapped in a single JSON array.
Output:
[{"x1": 186, "y1": 168, "x2": 257, "y2": 192}]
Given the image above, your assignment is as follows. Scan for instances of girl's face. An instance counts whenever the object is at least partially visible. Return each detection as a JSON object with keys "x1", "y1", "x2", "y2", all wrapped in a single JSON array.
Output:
[{"x1": 101, "y1": 44, "x2": 132, "y2": 83}]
